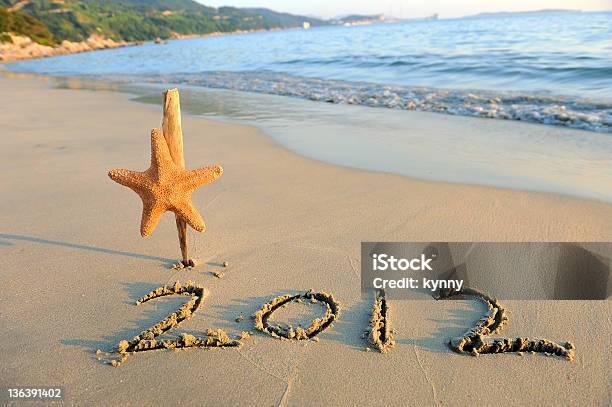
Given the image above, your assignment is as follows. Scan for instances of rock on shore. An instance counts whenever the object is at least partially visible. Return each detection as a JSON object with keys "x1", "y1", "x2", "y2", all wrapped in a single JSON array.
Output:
[{"x1": 0, "y1": 33, "x2": 131, "y2": 62}]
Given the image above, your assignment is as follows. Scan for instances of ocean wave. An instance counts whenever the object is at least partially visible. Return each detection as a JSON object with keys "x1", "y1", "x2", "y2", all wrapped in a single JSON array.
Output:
[{"x1": 101, "y1": 71, "x2": 612, "y2": 133}]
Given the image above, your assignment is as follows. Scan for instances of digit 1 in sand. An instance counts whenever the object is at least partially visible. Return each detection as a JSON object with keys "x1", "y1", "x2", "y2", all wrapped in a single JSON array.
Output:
[{"x1": 162, "y1": 88, "x2": 192, "y2": 267}]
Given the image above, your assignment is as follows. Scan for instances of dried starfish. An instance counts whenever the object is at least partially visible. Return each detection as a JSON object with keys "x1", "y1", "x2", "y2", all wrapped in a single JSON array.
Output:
[{"x1": 108, "y1": 128, "x2": 222, "y2": 237}]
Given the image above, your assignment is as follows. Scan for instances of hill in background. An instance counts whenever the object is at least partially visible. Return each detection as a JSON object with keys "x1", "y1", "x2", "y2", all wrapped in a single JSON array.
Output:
[
  {"x1": 0, "y1": 0, "x2": 326, "y2": 45},
  {"x1": 0, "y1": 6, "x2": 53, "y2": 44}
]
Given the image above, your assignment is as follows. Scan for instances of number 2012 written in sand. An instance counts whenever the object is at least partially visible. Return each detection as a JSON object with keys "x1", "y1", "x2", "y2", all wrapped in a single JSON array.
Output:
[{"x1": 100, "y1": 281, "x2": 575, "y2": 367}]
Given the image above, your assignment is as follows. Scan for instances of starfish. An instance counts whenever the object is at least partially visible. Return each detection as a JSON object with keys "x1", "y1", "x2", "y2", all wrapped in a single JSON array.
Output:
[{"x1": 108, "y1": 128, "x2": 222, "y2": 237}]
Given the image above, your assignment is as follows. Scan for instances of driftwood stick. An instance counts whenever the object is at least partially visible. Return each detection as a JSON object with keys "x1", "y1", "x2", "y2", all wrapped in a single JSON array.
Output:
[{"x1": 162, "y1": 89, "x2": 190, "y2": 265}]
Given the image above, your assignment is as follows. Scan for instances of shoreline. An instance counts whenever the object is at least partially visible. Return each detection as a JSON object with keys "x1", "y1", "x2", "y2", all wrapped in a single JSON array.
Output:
[
  {"x1": 44, "y1": 74, "x2": 612, "y2": 205},
  {"x1": 0, "y1": 74, "x2": 610, "y2": 405},
  {"x1": 0, "y1": 27, "x2": 289, "y2": 63},
  {"x1": 0, "y1": 33, "x2": 135, "y2": 63},
  {"x1": 3, "y1": 71, "x2": 612, "y2": 204}
]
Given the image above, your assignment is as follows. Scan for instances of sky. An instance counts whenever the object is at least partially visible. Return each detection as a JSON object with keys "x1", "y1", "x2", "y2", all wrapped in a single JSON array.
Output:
[{"x1": 197, "y1": 0, "x2": 612, "y2": 19}]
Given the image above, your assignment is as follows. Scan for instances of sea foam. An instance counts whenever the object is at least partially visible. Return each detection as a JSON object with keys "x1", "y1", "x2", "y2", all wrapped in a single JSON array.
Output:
[{"x1": 105, "y1": 71, "x2": 612, "y2": 133}]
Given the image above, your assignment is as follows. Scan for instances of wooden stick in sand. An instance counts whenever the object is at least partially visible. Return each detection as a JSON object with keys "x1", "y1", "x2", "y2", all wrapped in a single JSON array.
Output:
[{"x1": 162, "y1": 88, "x2": 192, "y2": 266}]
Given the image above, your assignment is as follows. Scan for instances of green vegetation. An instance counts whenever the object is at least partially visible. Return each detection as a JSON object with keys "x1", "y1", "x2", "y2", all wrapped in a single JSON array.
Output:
[
  {"x1": 0, "y1": 0, "x2": 326, "y2": 45},
  {"x1": 0, "y1": 6, "x2": 54, "y2": 45}
]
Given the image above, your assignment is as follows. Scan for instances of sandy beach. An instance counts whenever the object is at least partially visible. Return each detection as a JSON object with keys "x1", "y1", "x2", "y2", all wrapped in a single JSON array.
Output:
[{"x1": 0, "y1": 75, "x2": 610, "y2": 405}]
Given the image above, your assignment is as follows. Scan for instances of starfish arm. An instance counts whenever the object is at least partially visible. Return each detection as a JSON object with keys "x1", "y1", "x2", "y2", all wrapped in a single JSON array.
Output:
[
  {"x1": 108, "y1": 168, "x2": 148, "y2": 190},
  {"x1": 149, "y1": 128, "x2": 176, "y2": 181},
  {"x1": 182, "y1": 165, "x2": 223, "y2": 191},
  {"x1": 140, "y1": 199, "x2": 167, "y2": 238},
  {"x1": 172, "y1": 200, "x2": 206, "y2": 233}
]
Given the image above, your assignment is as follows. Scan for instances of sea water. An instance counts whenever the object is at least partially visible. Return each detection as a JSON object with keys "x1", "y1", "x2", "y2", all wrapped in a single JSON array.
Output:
[{"x1": 6, "y1": 11, "x2": 611, "y2": 132}]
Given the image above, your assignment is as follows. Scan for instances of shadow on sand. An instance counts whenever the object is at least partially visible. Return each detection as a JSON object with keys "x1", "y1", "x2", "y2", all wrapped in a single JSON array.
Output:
[
  {"x1": 0, "y1": 233, "x2": 175, "y2": 267},
  {"x1": 61, "y1": 281, "x2": 192, "y2": 364}
]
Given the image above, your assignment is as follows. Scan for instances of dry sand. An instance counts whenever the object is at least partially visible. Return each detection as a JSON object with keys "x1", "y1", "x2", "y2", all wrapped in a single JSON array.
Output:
[{"x1": 0, "y1": 75, "x2": 610, "y2": 406}]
